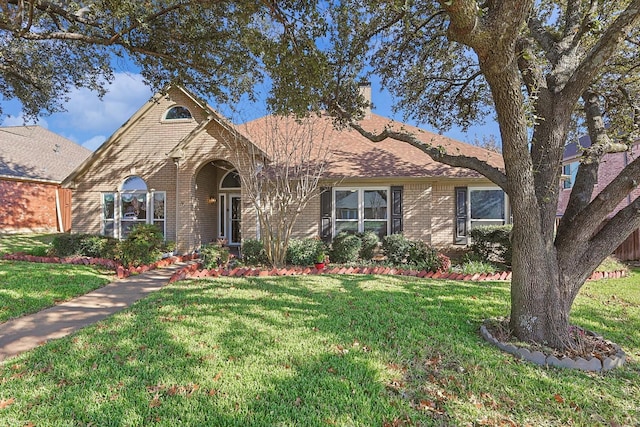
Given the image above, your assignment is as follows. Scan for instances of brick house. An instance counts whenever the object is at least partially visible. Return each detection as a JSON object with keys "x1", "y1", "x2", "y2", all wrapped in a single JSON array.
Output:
[
  {"x1": 62, "y1": 86, "x2": 506, "y2": 252},
  {"x1": 0, "y1": 126, "x2": 91, "y2": 233},
  {"x1": 558, "y1": 136, "x2": 640, "y2": 260}
]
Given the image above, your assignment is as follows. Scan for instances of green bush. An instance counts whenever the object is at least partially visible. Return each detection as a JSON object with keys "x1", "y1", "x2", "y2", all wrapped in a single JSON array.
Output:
[
  {"x1": 407, "y1": 240, "x2": 441, "y2": 271},
  {"x1": 242, "y1": 239, "x2": 268, "y2": 266},
  {"x1": 201, "y1": 243, "x2": 231, "y2": 269},
  {"x1": 286, "y1": 238, "x2": 325, "y2": 266},
  {"x1": 78, "y1": 235, "x2": 119, "y2": 259},
  {"x1": 382, "y1": 234, "x2": 411, "y2": 265},
  {"x1": 50, "y1": 233, "x2": 119, "y2": 259},
  {"x1": 50, "y1": 233, "x2": 82, "y2": 257},
  {"x1": 330, "y1": 233, "x2": 362, "y2": 264},
  {"x1": 357, "y1": 231, "x2": 380, "y2": 261},
  {"x1": 118, "y1": 224, "x2": 165, "y2": 267},
  {"x1": 469, "y1": 225, "x2": 512, "y2": 266}
]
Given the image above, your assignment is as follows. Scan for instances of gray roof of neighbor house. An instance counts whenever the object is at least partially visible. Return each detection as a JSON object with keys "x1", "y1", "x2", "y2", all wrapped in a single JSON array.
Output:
[{"x1": 0, "y1": 126, "x2": 91, "y2": 183}]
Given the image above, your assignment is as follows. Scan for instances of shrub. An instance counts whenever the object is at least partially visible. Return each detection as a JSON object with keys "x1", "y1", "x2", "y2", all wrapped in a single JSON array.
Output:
[
  {"x1": 357, "y1": 231, "x2": 380, "y2": 261},
  {"x1": 330, "y1": 233, "x2": 362, "y2": 264},
  {"x1": 201, "y1": 243, "x2": 231, "y2": 269},
  {"x1": 78, "y1": 235, "x2": 119, "y2": 259},
  {"x1": 407, "y1": 240, "x2": 442, "y2": 271},
  {"x1": 242, "y1": 239, "x2": 268, "y2": 266},
  {"x1": 287, "y1": 238, "x2": 325, "y2": 266},
  {"x1": 50, "y1": 233, "x2": 82, "y2": 257},
  {"x1": 118, "y1": 224, "x2": 165, "y2": 267},
  {"x1": 469, "y1": 225, "x2": 512, "y2": 266},
  {"x1": 382, "y1": 234, "x2": 411, "y2": 265}
]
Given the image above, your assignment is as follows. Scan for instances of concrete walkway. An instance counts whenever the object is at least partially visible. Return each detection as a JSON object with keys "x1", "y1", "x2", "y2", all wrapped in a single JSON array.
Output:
[{"x1": 0, "y1": 263, "x2": 185, "y2": 363}]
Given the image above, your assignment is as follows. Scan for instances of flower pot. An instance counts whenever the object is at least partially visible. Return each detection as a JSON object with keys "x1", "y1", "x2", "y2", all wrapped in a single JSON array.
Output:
[{"x1": 314, "y1": 262, "x2": 325, "y2": 270}]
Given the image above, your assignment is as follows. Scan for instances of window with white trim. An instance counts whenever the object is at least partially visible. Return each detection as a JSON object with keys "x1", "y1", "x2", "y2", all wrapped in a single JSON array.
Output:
[
  {"x1": 163, "y1": 105, "x2": 192, "y2": 120},
  {"x1": 469, "y1": 188, "x2": 507, "y2": 229},
  {"x1": 100, "y1": 176, "x2": 166, "y2": 239},
  {"x1": 334, "y1": 188, "x2": 389, "y2": 239}
]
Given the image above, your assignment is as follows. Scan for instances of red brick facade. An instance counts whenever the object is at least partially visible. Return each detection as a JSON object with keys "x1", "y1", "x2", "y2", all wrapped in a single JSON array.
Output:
[{"x1": 0, "y1": 179, "x2": 70, "y2": 233}]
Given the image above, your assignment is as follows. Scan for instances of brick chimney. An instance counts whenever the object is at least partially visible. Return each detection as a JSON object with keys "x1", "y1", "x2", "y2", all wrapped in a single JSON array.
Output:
[{"x1": 358, "y1": 81, "x2": 372, "y2": 118}]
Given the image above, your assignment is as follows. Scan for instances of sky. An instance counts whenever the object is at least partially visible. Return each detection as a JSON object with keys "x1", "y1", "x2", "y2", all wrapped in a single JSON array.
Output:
[{"x1": 1, "y1": 72, "x2": 500, "y2": 152}]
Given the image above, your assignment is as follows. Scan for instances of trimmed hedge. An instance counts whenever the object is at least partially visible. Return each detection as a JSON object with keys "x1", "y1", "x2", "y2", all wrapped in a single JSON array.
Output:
[
  {"x1": 241, "y1": 239, "x2": 269, "y2": 266},
  {"x1": 330, "y1": 233, "x2": 362, "y2": 264},
  {"x1": 469, "y1": 225, "x2": 512, "y2": 266},
  {"x1": 286, "y1": 238, "x2": 326, "y2": 266}
]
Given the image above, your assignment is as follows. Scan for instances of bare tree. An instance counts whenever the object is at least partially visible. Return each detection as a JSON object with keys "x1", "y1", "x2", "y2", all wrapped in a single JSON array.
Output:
[{"x1": 232, "y1": 115, "x2": 334, "y2": 267}]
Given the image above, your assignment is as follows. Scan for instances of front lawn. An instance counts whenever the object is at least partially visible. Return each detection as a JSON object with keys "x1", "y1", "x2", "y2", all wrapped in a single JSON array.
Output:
[
  {"x1": 0, "y1": 271, "x2": 638, "y2": 426},
  {"x1": 0, "y1": 261, "x2": 112, "y2": 323},
  {"x1": 0, "y1": 233, "x2": 56, "y2": 256}
]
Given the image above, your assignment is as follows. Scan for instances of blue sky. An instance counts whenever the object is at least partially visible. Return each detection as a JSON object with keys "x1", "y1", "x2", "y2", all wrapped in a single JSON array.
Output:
[{"x1": 1, "y1": 72, "x2": 500, "y2": 152}]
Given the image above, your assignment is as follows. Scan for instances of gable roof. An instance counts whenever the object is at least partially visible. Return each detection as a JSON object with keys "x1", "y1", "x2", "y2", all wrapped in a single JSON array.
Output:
[
  {"x1": 239, "y1": 113, "x2": 504, "y2": 180},
  {"x1": 0, "y1": 126, "x2": 91, "y2": 183}
]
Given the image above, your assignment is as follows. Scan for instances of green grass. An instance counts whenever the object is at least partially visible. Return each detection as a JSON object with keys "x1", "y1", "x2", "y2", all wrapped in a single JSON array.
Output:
[
  {"x1": 0, "y1": 261, "x2": 113, "y2": 323},
  {"x1": 0, "y1": 233, "x2": 57, "y2": 256},
  {"x1": 0, "y1": 271, "x2": 638, "y2": 426}
]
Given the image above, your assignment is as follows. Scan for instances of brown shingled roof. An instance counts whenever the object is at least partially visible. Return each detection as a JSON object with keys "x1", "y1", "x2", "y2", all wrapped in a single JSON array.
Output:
[
  {"x1": 239, "y1": 113, "x2": 503, "y2": 180},
  {"x1": 0, "y1": 126, "x2": 91, "y2": 182}
]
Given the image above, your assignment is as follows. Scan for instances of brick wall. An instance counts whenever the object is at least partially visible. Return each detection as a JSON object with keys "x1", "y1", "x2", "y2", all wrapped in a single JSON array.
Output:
[{"x1": 0, "y1": 179, "x2": 60, "y2": 233}]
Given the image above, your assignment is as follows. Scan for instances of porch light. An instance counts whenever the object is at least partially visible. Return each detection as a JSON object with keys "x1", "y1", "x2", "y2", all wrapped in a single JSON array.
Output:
[{"x1": 207, "y1": 196, "x2": 217, "y2": 204}]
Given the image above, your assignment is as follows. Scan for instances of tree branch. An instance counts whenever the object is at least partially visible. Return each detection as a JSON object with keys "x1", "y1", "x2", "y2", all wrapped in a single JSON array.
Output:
[
  {"x1": 346, "y1": 119, "x2": 508, "y2": 191},
  {"x1": 561, "y1": 0, "x2": 640, "y2": 102},
  {"x1": 556, "y1": 153, "x2": 640, "y2": 254}
]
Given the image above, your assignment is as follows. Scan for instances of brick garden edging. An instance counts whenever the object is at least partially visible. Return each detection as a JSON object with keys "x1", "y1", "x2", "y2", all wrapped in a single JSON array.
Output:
[
  {"x1": 1, "y1": 253, "x2": 199, "y2": 279},
  {"x1": 2, "y1": 253, "x2": 627, "y2": 283},
  {"x1": 168, "y1": 264, "x2": 628, "y2": 284}
]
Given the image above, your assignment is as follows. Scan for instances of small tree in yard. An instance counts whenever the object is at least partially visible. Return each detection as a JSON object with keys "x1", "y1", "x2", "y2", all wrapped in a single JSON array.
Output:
[{"x1": 232, "y1": 115, "x2": 334, "y2": 267}]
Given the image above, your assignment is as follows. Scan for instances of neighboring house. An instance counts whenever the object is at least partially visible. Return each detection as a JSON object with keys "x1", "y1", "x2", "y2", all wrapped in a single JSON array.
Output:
[
  {"x1": 62, "y1": 86, "x2": 506, "y2": 252},
  {"x1": 0, "y1": 126, "x2": 91, "y2": 233},
  {"x1": 558, "y1": 136, "x2": 640, "y2": 260}
]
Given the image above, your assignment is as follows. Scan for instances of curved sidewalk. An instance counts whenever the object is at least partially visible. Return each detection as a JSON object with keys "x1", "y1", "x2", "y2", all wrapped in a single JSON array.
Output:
[{"x1": 0, "y1": 263, "x2": 185, "y2": 363}]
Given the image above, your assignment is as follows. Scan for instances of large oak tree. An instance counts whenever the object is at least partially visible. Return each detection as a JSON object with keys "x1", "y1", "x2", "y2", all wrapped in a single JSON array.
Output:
[
  {"x1": 295, "y1": 0, "x2": 640, "y2": 350},
  {"x1": 2, "y1": 1, "x2": 639, "y2": 350}
]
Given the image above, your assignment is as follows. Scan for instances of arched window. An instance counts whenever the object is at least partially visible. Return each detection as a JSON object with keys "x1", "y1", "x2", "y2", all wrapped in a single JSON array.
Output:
[
  {"x1": 101, "y1": 176, "x2": 166, "y2": 239},
  {"x1": 220, "y1": 170, "x2": 241, "y2": 189},
  {"x1": 164, "y1": 105, "x2": 192, "y2": 120}
]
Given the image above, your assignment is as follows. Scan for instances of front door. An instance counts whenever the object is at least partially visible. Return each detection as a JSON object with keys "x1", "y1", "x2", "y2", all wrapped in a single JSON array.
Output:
[
  {"x1": 230, "y1": 194, "x2": 241, "y2": 245},
  {"x1": 219, "y1": 193, "x2": 241, "y2": 245}
]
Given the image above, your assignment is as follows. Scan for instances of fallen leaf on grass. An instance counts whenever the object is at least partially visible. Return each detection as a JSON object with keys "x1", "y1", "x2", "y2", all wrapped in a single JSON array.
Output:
[
  {"x1": 553, "y1": 393, "x2": 564, "y2": 403},
  {"x1": 0, "y1": 398, "x2": 16, "y2": 409},
  {"x1": 149, "y1": 394, "x2": 161, "y2": 408},
  {"x1": 213, "y1": 371, "x2": 223, "y2": 381}
]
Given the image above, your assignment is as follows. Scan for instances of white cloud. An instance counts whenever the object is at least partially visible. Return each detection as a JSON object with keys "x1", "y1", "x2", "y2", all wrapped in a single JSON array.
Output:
[
  {"x1": 82, "y1": 135, "x2": 107, "y2": 151},
  {"x1": 2, "y1": 114, "x2": 48, "y2": 128},
  {"x1": 52, "y1": 72, "x2": 152, "y2": 135}
]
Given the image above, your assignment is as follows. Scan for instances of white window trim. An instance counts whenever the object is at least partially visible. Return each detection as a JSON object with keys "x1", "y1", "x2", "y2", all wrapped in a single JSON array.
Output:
[
  {"x1": 333, "y1": 187, "x2": 390, "y2": 236},
  {"x1": 100, "y1": 190, "x2": 166, "y2": 240},
  {"x1": 161, "y1": 105, "x2": 194, "y2": 122},
  {"x1": 467, "y1": 186, "x2": 509, "y2": 227}
]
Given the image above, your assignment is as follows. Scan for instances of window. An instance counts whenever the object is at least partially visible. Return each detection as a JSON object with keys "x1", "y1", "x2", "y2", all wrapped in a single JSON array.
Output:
[
  {"x1": 562, "y1": 162, "x2": 579, "y2": 189},
  {"x1": 221, "y1": 170, "x2": 241, "y2": 189},
  {"x1": 334, "y1": 188, "x2": 389, "y2": 239},
  {"x1": 102, "y1": 193, "x2": 115, "y2": 237},
  {"x1": 100, "y1": 176, "x2": 166, "y2": 239},
  {"x1": 163, "y1": 105, "x2": 192, "y2": 120},
  {"x1": 469, "y1": 188, "x2": 507, "y2": 229}
]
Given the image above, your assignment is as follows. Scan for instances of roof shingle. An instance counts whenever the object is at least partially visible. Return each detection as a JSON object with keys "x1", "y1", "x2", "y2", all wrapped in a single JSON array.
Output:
[{"x1": 0, "y1": 126, "x2": 91, "y2": 182}]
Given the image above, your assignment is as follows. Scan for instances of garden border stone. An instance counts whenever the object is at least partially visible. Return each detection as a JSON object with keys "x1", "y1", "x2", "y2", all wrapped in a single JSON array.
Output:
[{"x1": 480, "y1": 323, "x2": 626, "y2": 372}]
